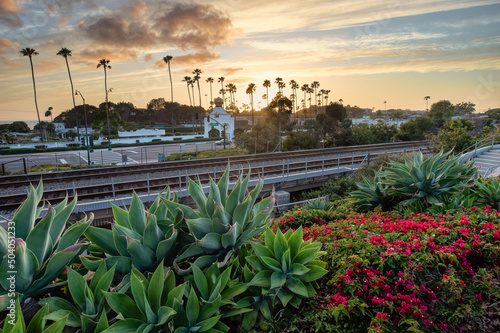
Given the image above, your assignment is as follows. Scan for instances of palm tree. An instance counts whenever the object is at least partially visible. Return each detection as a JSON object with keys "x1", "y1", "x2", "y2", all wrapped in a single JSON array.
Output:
[
  {"x1": 323, "y1": 90, "x2": 331, "y2": 108},
  {"x1": 307, "y1": 87, "x2": 314, "y2": 118},
  {"x1": 289, "y1": 80, "x2": 299, "y2": 117},
  {"x1": 275, "y1": 77, "x2": 285, "y2": 94},
  {"x1": 384, "y1": 100, "x2": 387, "y2": 111},
  {"x1": 20, "y1": 47, "x2": 43, "y2": 142},
  {"x1": 311, "y1": 81, "x2": 320, "y2": 116},
  {"x1": 226, "y1": 83, "x2": 236, "y2": 105},
  {"x1": 192, "y1": 68, "x2": 202, "y2": 107},
  {"x1": 97, "y1": 59, "x2": 112, "y2": 148},
  {"x1": 163, "y1": 55, "x2": 173, "y2": 103},
  {"x1": 246, "y1": 83, "x2": 256, "y2": 126},
  {"x1": 263, "y1": 80, "x2": 271, "y2": 107},
  {"x1": 45, "y1": 107, "x2": 53, "y2": 122},
  {"x1": 206, "y1": 77, "x2": 214, "y2": 106},
  {"x1": 182, "y1": 76, "x2": 192, "y2": 106},
  {"x1": 301, "y1": 84, "x2": 309, "y2": 119},
  {"x1": 57, "y1": 47, "x2": 80, "y2": 140},
  {"x1": 218, "y1": 77, "x2": 226, "y2": 107},
  {"x1": 424, "y1": 96, "x2": 431, "y2": 112}
]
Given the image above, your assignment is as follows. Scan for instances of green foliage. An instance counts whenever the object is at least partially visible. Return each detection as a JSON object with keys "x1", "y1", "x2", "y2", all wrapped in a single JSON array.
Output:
[
  {"x1": 429, "y1": 100, "x2": 455, "y2": 126},
  {"x1": 1, "y1": 299, "x2": 68, "y2": 333},
  {"x1": 38, "y1": 261, "x2": 115, "y2": 332},
  {"x1": 282, "y1": 130, "x2": 319, "y2": 150},
  {"x1": 83, "y1": 190, "x2": 179, "y2": 274},
  {"x1": 432, "y1": 119, "x2": 474, "y2": 153},
  {"x1": 247, "y1": 227, "x2": 327, "y2": 308},
  {"x1": 104, "y1": 264, "x2": 181, "y2": 332},
  {"x1": 301, "y1": 177, "x2": 358, "y2": 201},
  {"x1": 350, "y1": 175, "x2": 396, "y2": 212},
  {"x1": 0, "y1": 183, "x2": 91, "y2": 308},
  {"x1": 474, "y1": 177, "x2": 500, "y2": 206},
  {"x1": 171, "y1": 165, "x2": 274, "y2": 274},
  {"x1": 234, "y1": 121, "x2": 278, "y2": 153},
  {"x1": 208, "y1": 127, "x2": 220, "y2": 138},
  {"x1": 396, "y1": 116, "x2": 434, "y2": 141}
]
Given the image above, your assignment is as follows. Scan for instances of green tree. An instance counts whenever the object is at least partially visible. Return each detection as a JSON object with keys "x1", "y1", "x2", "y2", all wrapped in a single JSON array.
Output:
[
  {"x1": 34, "y1": 121, "x2": 55, "y2": 139},
  {"x1": 371, "y1": 123, "x2": 398, "y2": 143},
  {"x1": 282, "y1": 130, "x2": 319, "y2": 150},
  {"x1": 20, "y1": 47, "x2": 43, "y2": 141},
  {"x1": 57, "y1": 47, "x2": 79, "y2": 140},
  {"x1": 44, "y1": 107, "x2": 53, "y2": 122},
  {"x1": 8, "y1": 121, "x2": 30, "y2": 133},
  {"x1": 263, "y1": 79, "x2": 271, "y2": 106},
  {"x1": 432, "y1": 119, "x2": 474, "y2": 153},
  {"x1": 455, "y1": 102, "x2": 475, "y2": 117},
  {"x1": 352, "y1": 123, "x2": 375, "y2": 145},
  {"x1": 429, "y1": 100, "x2": 454, "y2": 126},
  {"x1": 192, "y1": 68, "x2": 202, "y2": 107},
  {"x1": 246, "y1": 83, "x2": 256, "y2": 125},
  {"x1": 396, "y1": 116, "x2": 434, "y2": 141}
]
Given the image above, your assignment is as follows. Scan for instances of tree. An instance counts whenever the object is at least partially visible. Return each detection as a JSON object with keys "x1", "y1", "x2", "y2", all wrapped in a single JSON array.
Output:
[
  {"x1": 263, "y1": 80, "x2": 271, "y2": 106},
  {"x1": 432, "y1": 119, "x2": 474, "y2": 153},
  {"x1": 34, "y1": 121, "x2": 55, "y2": 139},
  {"x1": 424, "y1": 96, "x2": 431, "y2": 112},
  {"x1": 20, "y1": 47, "x2": 43, "y2": 142},
  {"x1": 218, "y1": 77, "x2": 225, "y2": 107},
  {"x1": 389, "y1": 109, "x2": 404, "y2": 125},
  {"x1": 8, "y1": 121, "x2": 30, "y2": 133},
  {"x1": 455, "y1": 102, "x2": 476, "y2": 117},
  {"x1": 396, "y1": 116, "x2": 434, "y2": 141},
  {"x1": 311, "y1": 81, "x2": 320, "y2": 116},
  {"x1": 289, "y1": 80, "x2": 299, "y2": 116},
  {"x1": 45, "y1": 107, "x2": 53, "y2": 122},
  {"x1": 275, "y1": 77, "x2": 284, "y2": 94},
  {"x1": 206, "y1": 77, "x2": 214, "y2": 106},
  {"x1": 301, "y1": 84, "x2": 309, "y2": 119},
  {"x1": 429, "y1": 100, "x2": 454, "y2": 126},
  {"x1": 182, "y1": 76, "x2": 192, "y2": 106},
  {"x1": 192, "y1": 68, "x2": 202, "y2": 107},
  {"x1": 97, "y1": 59, "x2": 112, "y2": 148},
  {"x1": 57, "y1": 47, "x2": 79, "y2": 140},
  {"x1": 163, "y1": 55, "x2": 173, "y2": 103},
  {"x1": 246, "y1": 83, "x2": 256, "y2": 126}
]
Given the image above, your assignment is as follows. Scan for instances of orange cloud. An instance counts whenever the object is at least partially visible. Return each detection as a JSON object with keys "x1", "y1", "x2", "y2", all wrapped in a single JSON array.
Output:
[
  {"x1": 221, "y1": 67, "x2": 244, "y2": 76},
  {"x1": 78, "y1": 48, "x2": 139, "y2": 63},
  {"x1": 36, "y1": 60, "x2": 60, "y2": 73},
  {"x1": 0, "y1": 0, "x2": 18, "y2": 14},
  {"x1": 152, "y1": 51, "x2": 220, "y2": 68},
  {"x1": 0, "y1": 0, "x2": 21, "y2": 27},
  {"x1": 144, "y1": 54, "x2": 153, "y2": 62},
  {"x1": 0, "y1": 38, "x2": 14, "y2": 51},
  {"x1": 58, "y1": 16, "x2": 70, "y2": 30}
]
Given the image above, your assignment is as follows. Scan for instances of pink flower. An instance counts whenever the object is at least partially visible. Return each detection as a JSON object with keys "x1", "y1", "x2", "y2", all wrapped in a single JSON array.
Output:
[{"x1": 475, "y1": 294, "x2": 482, "y2": 301}]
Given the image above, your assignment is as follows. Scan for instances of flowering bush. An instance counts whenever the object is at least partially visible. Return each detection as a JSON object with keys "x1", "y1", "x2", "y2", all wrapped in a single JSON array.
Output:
[{"x1": 275, "y1": 201, "x2": 500, "y2": 332}]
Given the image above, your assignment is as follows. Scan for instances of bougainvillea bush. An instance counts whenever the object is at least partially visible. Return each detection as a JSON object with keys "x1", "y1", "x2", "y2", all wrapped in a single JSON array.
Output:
[{"x1": 272, "y1": 201, "x2": 500, "y2": 332}]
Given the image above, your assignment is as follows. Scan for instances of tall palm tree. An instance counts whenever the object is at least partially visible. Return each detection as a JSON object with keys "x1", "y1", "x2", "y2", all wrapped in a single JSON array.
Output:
[
  {"x1": 384, "y1": 100, "x2": 387, "y2": 111},
  {"x1": 246, "y1": 83, "x2": 256, "y2": 126},
  {"x1": 57, "y1": 47, "x2": 80, "y2": 140},
  {"x1": 324, "y1": 90, "x2": 331, "y2": 108},
  {"x1": 192, "y1": 68, "x2": 202, "y2": 107},
  {"x1": 317, "y1": 90, "x2": 323, "y2": 113},
  {"x1": 182, "y1": 76, "x2": 192, "y2": 106},
  {"x1": 226, "y1": 83, "x2": 236, "y2": 105},
  {"x1": 97, "y1": 59, "x2": 112, "y2": 147},
  {"x1": 424, "y1": 96, "x2": 431, "y2": 112},
  {"x1": 206, "y1": 77, "x2": 214, "y2": 106},
  {"x1": 275, "y1": 77, "x2": 284, "y2": 94},
  {"x1": 45, "y1": 107, "x2": 53, "y2": 122},
  {"x1": 307, "y1": 87, "x2": 314, "y2": 118},
  {"x1": 289, "y1": 80, "x2": 299, "y2": 117},
  {"x1": 20, "y1": 47, "x2": 43, "y2": 142},
  {"x1": 311, "y1": 81, "x2": 320, "y2": 116},
  {"x1": 163, "y1": 55, "x2": 173, "y2": 103},
  {"x1": 263, "y1": 80, "x2": 271, "y2": 107},
  {"x1": 301, "y1": 84, "x2": 309, "y2": 119},
  {"x1": 218, "y1": 77, "x2": 226, "y2": 107}
]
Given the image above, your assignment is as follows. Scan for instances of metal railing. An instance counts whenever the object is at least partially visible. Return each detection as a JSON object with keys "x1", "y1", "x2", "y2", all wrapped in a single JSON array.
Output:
[{"x1": 459, "y1": 135, "x2": 500, "y2": 158}]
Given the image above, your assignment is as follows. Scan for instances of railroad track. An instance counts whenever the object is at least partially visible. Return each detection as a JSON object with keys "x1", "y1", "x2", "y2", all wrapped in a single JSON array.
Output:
[{"x1": 0, "y1": 141, "x2": 428, "y2": 212}]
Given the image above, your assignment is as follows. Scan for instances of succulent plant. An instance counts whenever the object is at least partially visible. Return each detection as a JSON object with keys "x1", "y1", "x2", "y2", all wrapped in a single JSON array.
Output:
[
  {"x1": 165, "y1": 166, "x2": 274, "y2": 274},
  {"x1": 0, "y1": 182, "x2": 91, "y2": 310},
  {"x1": 350, "y1": 175, "x2": 396, "y2": 212},
  {"x1": 473, "y1": 177, "x2": 500, "y2": 206},
  {"x1": 38, "y1": 261, "x2": 115, "y2": 333},
  {"x1": 379, "y1": 150, "x2": 476, "y2": 207},
  {"x1": 103, "y1": 264, "x2": 182, "y2": 332},
  {"x1": 246, "y1": 227, "x2": 327, "y2": 308},
  {"x1": 1, "y1": 298, "x2": 68, "y2": 333},
  {"x1": 83, "y1": 191, "x2": 179, "y2": 273}
]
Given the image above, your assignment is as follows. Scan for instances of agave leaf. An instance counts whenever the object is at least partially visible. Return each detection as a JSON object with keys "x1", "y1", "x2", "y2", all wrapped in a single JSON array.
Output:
[
  {"x1": 0, "y1": 239, "x2": 38, "y2": 293},
  {"x1": 111, "y1": 204, "x2": 131, "y2": 229},
  {"x1": 300, "y1": 265, "x2": 328, "y2": 283},
  {"x1": 113, "y1": 225, "x2": 143, "y2": 257},
  {"x1": 192, "y1": 264, "x2": 209, "y2": 300},
  {"x1": 197, "y1": 233, "x2": 222, "y2": 252},
  {"x1": 84, "y1": 227, "x2": 120, "y2": 256},
  {"x1": 270, "y1": 271, "x2": 286, "y2": 289},
  {"x1": 56, "y1": 217, "x2": 92, "y2": 253},
  {"x1": 286, "y1": 279, "x2": 308, "y2": 298},
  {"x1": 101, "y1": 318, "x2": 144, "y2": 332},
  {"x1": 186, "y1": 287, "x2": 199, "y2": 327},
  {"x1": 199, "y1": 295, "x2": 222, "y2": 322},
  {"x1": 81, "y1": 256, "x2": 132, "y2": 273},
  {"x1": 186, "y1": 218, "x2": 215, "y2": 240},
  {"x1": 67, "y1": 268, "x2": 89, "y2": 311},
  {"x1": 127, "y1": 238, "x2": 155, "y2": 272},
  {"x1": 249, "y1": 270, "x2": 272, "y2": 288},
  {"x1": 42, "y1": 314, "x2": 68, "y2": 333},
  {"x1": 156, "y1": 228, "x2": 178, "y2": 263},
  {"x1": 0, "y1": 227, "x2": 8, "y2": 260},
  {"x1": 143, "y1": 214, "x2": 163, "y2": 251},
  {"x1": 26, "y1": 207, "x2": 55, "y2": 265},
  {"x1": 160, "y1": 198, "x2": 200, "y2": 220},
  {"x1": 221, "y1": 224, "x2": 241, "y2": 249},
  {"x1": 104, "y1": 292, "x2": 146, "y2": 321},
  {"x1": 188, "y1": 178, "x2": 209, "y2": 218},
  {"x1": 232, "y1": 197, "x2": 252, "y2": 228},
  {"x1": 217, "y1": 165, "x2": 230, "y2": 206},
  {"x1": 43, "y1": 309, "x2": 80, "y2": 327},
  {"x1": 94, "y1": 264, "x2": 116, "y2": 311},
  {"x1": 147, "y1": 264, "x2": 164, "y2": 314},
  {"x1": 13, "y1": 184, "x2": 41, "y2": 240},
  {"x1": 49, "y1": 196, "x2": 77, "y2": 244},
  {"x1": 129, "y1": 192, "x2": 147, "y2": 235},
  {"x1": 157, "y1": 306, "x2": 176, "y2": 326}
]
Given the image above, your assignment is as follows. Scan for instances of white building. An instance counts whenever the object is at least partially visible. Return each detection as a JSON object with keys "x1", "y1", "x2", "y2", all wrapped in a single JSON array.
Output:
[
  {"x1": 118, "y1": 129, "x2": 165, "y2": 138},
  {"x1": 204, "y1": 97, "x2": 235, "y2": 139}
]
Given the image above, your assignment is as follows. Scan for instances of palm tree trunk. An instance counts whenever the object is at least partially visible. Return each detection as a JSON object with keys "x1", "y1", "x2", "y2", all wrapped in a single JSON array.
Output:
[
  {"x1": 209, "y1": 82, "x2": 213, "y2": 105},
  {"x1": 104, "y1": 67, "x2": 111, "y2": 142},
  {"x1": 65, "y1": 57, "x2": 80, "y2": 141},
  {"x1": 251, "y1": 92, "x2": 254, "y2": 125},
  {"x1": 168, "y1": 62, "x2": 173, "y2": 103},
  {"x1": 197, "y1": 80, "x2": 202, "y2": 107},
  {"x1": 186, "y1": 83, "x2": 192, "y2": 106},
  {"x1": 29, "y1": 56, "x2": 43, "y2": 142}
]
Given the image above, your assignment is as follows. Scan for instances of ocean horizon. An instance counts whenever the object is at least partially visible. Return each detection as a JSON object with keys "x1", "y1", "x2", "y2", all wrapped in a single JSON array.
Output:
[{"x1": 0, "y1": 120, "x2": 39, "y2": 130}]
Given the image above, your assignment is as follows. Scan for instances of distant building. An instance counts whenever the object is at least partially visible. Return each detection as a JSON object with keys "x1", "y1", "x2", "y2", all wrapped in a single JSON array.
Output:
[
  {"x1": 204, "y1": 97, "x2": 235, "y2": 139},
  {"x1": 118, "y1": 129, "x2": 165, "y2": 138}
]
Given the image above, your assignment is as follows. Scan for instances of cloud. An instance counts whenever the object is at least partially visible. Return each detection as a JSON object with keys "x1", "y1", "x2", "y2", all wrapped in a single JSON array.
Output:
[
  {"x1": 127, "y1": 1, "x2": 148, "y2": 18},
  {"x1": 221, "y1": 67, "x2": 244, "y2": 76},
  {"x1": 78, "y1": 47, "x2": 140, "y2": 63},
  {"x1": 0, "y1": 38, "x2": 14, "y2": 51},
  {"x1": 0, "y1": 0, "x2": 18, "y2": 14},
  {"x1": 0, "y1": 56, "x2": 21, "y2": 67},
  {"x1": 0, "y1": 0, "x2": 21, "y2": 27},
  {"x1": 37, "y1": 60, "x2": 60, "y2": 73},
  {"x1": 155, "y1": 2, "x2": 240, "y2": 51},
  {"x1": 58, "y1": 16, "x2": 70, "y2": 30},
  {"x1": 152, "y1": 51, "x2": 220, "y2": 68},
  {"x1": 144, "y1": 54, "x2": 153, "y2": 62},
  {"x1": 78, "y1": 16, "x2": 158, "y2": 47}
]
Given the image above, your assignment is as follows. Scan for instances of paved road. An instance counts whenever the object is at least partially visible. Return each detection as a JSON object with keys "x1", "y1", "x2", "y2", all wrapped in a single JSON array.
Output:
[{"x1": 0, "y1": 141, "x2": 234, "y2": 174}]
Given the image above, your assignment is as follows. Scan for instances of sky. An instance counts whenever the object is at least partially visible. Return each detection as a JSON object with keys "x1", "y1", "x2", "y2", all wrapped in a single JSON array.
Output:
[{"x1": 0, "y1": 0, "x2": 499, "y2": 122}]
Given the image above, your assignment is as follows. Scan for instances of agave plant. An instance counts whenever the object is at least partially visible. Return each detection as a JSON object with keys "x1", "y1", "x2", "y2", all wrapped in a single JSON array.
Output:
[
  {"x1": 350, "y1": 175, "x2": 396, "y2": 212},
  {"x1": 38, "y1": 261, "x2": 115, "y2": 333},
  {"x1": 0, "y1": 183, "x2": 91, "y2": 310},
  {"x1": 246, "y1": 227, "x2": 327, "y2": 308},
  {"x1": 103, "y1": 264, "x2": 182, "y2": 332},
  {"x1": 1, "y1": 299, "x2": 68, "y2": 333},
  {"x1": 165, "y1": 166, "x2": 274, "y2": 273},
  {"x1": 473, "y1": 177, "x2": 500, "y2": 208},
  {"x1": 83, "y1": 191, "x2": 179, "y2": 273},
  {"x1": 379, "y1": 150, "x2": 476, "y2": 207}
]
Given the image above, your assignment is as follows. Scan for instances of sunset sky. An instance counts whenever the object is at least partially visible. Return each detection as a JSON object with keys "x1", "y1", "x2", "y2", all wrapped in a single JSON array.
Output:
[{"x1": 0, "y1": 0, "x2": 499, "y2": 122}]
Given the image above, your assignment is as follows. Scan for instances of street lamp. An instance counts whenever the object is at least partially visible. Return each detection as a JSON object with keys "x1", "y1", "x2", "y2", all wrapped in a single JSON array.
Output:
[
  {"x1": 206, "y1": 115, "x2": 228, "y2": 149},
  {"x1": 75, "y1": 90, "x2": 91, "y2": 166}
]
